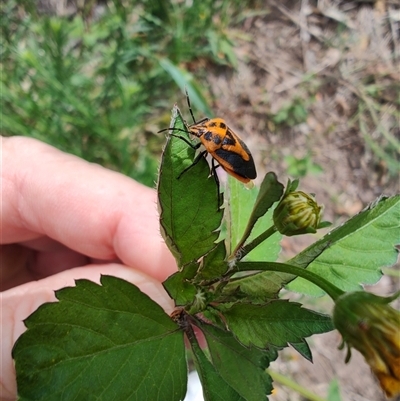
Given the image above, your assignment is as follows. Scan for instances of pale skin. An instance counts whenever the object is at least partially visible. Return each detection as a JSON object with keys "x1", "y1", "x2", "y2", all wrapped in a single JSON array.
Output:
[{"x1": 1, "y1": 136, "x2": 177, "y2": 400}]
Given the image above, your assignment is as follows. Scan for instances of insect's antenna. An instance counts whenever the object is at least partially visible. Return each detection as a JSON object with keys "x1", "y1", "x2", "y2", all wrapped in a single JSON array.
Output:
[
  {"x1": 158, "y1": 127, "x2": 188, "y2": 134},
  {"x1": 185, "y1": 87, "x2": 196, "y2": 124}
]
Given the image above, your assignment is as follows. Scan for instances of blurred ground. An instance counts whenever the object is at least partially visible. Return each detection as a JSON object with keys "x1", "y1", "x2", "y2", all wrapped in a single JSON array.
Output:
[
  {"x1": 206, "y1": 1, "x2": 399, "y2": 221},
  {"x1": 201, "y1": 2, "x2": 399, "y2": 400}
]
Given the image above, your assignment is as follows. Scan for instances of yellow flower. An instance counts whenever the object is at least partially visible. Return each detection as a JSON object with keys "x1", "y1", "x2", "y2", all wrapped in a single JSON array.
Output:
[{"x1": 333, "y1": 291, "x2": 400, "y2": 398}]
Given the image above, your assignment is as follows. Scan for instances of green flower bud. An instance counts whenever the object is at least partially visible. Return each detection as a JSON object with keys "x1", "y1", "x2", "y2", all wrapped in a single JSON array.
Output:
[
  {"x1": 333, "y1": 291, "x2": 400, "y2": 398},
  {"x1": 273, "y1": 190, "x2": 324, "y2": 236}
]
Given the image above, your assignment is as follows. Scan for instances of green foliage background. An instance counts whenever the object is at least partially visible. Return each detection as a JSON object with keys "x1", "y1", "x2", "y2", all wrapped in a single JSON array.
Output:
[
  {"x1": 1, "y1": 0, "x2": 245, "y2": 186},
  {"x1": 2, "y1": 0, "x2": 398, "y2": 188}
]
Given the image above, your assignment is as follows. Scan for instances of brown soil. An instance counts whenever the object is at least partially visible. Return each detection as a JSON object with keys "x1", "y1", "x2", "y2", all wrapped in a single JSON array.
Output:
[{"x1": 207, "y1": 1, "x2": 399, "y2": 216}]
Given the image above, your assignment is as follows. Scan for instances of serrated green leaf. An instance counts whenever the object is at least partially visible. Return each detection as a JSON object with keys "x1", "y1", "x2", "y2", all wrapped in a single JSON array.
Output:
[
  {"x1": 158, "y1": 106, "x2": 223, "y2": 267},
  {"x1": 187, "y1": 328, "x2": 245, "y2": 401},
  {"x1": 199, "y1": 323, "x2": 273, "y2": 401},
  {"x1": 228, "y1": 175, "x2": 258, "y2": 254},
  {"x1": 196, "y1": 241, "x2": 228, "y2": 281},
  {"x1": 220, "y1": 300, "x2": 333, "y2": 349},
  {"x1": 223, "y1": 261, "x2": 294, "y2": 301},
  {"x1": 222, "y1": 270, "x2": 284, "y2": 301},
  {"x1": 163, "y1": 262, "x2": 199, "y2": 305},
  {"x1": 13, "y1": 276, "x2": 187, "y2": 401},
  {"x1": 200, "y1": 313, "x2": 279, "y2": 362},
  {"x1": 290, "y1": 341, "x2": 313, "y2": 362},
  {"x1": 201, "y1": 307, "x2": 228, "y2": 331},
  {"x1": 222, "y1": 244, "x2": 327, "y2": 302},
  {"x1": 234, "y1": 172, "x2": 284, "y2": 250},
  {"x1": 228, "y1": 175, "x2": 282, "y2": 262},
  {"x1": 287, "y1": 195, "x2": 400, "y2": 296}
]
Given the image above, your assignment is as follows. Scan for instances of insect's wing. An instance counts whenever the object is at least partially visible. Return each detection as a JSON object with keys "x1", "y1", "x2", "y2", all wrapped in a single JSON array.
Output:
[{"x1": 214, "y1": 129, "x2": 257, "y2": 182}]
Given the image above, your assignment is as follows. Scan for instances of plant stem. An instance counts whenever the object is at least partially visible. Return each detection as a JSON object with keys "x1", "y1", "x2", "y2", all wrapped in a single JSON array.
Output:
[
  {"x1": 236, "y1": 261, "x2": 344, "y2": 301},
  {"x1": 267, "y1": 369, "x2": 329, "y2": 401},
  {"x1": 230, "y1": 225, "x2": 277, "y2": 261}
]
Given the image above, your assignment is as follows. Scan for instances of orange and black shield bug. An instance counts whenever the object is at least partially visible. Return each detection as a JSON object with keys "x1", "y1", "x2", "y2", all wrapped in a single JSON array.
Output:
[{"x1": 159, "y1": 90, "x2": 257, "y2": 187}]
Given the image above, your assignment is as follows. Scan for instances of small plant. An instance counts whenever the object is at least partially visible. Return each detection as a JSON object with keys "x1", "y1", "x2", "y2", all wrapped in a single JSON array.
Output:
[
  {"x1": 272, "y1": 97, "x2": 309, "y2": 127},
  {"x1": 1, "y1": 1, "x2": 239, "y2": 186},
  {"x1": 285, "y1": 153, "x2": 324, "y2": 177},
  {"x1": 355, "y1": 93, "x2": 400, "y2": 177},
  {"x1": 12, "y1": 105, "x2": 400, "y2": 400}
]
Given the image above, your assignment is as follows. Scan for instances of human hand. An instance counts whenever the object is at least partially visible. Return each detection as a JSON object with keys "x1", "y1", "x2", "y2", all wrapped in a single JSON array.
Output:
[{"x1": 1, "y1": 136, "x2": 177, "y2": 399}]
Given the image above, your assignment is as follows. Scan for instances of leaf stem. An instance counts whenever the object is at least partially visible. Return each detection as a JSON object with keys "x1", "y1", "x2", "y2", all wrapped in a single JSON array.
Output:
[
  {"x1": 236, "y1": 261, "x2": 344, "y2": 301},
  {"x1": 266, "y1": 369, "x2": 329, "y2": 401},
  {"x1": 231, "y1": 225, "x2": 277, "y2": 261}
]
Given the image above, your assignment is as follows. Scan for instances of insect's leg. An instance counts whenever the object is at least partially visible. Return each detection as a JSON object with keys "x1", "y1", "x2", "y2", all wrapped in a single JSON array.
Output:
[
  {"x1": 158, "y1": 127, "x2": 188, "y2": 134},
  {"x1": 211, "y1": 158, "x2": 223, "y2": 207},
  {"x1": 177, "y1": 150, "x2": 208, "y2": 179},
  {"x1": 158, "y1": 127, "x2": 192, "y2": 138},
  {"x1": 185, "y1": 87, "x2": 197, "y2": 124},
  {"x1": 169, "y1": 133, "x2": 201, "y2": 150}
]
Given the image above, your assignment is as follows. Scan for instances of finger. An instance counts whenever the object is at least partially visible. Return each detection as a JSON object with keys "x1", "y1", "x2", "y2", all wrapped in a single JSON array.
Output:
[
  {"x1": 1, "y1": 263, "x2": 175, "y2": 399},
  {"x1": 1, "y1": 136, "x2": 177, "y2": 282}
]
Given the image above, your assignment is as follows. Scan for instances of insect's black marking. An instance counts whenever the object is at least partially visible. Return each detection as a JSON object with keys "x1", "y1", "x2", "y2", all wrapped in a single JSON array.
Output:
[
  {"x1": 203, "y1": 132, "x2": 213, "y2": 142},
  {"x1": 219, "y1": 122, "x2": 227, "y2": 129},
  {"x1": 214, "y1": 148, "x2": 257, "y2": 179},
  {"x1": 222, "y1": 130, "x2": 236, "y2": 146},
  {"x1": 212, "y1": 134, "x2": 222, "y2": 145}
]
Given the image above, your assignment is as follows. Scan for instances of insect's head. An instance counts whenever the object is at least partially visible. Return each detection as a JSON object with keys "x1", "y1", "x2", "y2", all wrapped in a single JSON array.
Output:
[{"x1": 188, "y1": 117, "x2": 210, "y2": 138}]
